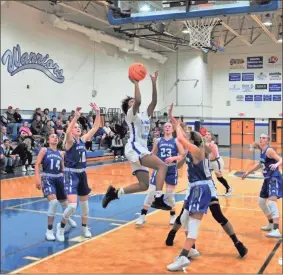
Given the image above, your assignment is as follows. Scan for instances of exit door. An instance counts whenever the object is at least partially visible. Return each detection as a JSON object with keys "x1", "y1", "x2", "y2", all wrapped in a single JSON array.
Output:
[{"x1": 231, "y1": 119, "x2": 255, "y2": 146}]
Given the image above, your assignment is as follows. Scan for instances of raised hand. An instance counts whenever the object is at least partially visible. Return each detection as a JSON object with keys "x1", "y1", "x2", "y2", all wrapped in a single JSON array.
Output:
[
  {"x1": 150, "y1": 71, "x2": 158, "y2": 83},
  {"x1": 75, "y1": 107, "x2": 82, "y2": 117},
  {"x1": 128, "y1": 76, "x2": 139, "y2": 84},
  {"x1": 90, "y1": 102, "x2": 100, "y2": 112}
]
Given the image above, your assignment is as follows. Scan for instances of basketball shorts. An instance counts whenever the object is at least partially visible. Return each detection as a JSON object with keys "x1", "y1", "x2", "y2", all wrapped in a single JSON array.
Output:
[
  {"x1": 260, "y1": 176, "x2": 282, "y2": 199},
  {"x1": 125, "y1": 141, "x2": 151, "y2": 175},
  {"x1": 184, "y1": 180, "x2": 212, "y2": 214},
  {"x1": 210, "y1": 157, "x2": 224, "y2": 175},
  {"x1": 64, "y1": 170, "x2": 91, "y2": 196},
  {"x1": 150, "y1": 166, "x2": 178, "y2": 186},
  {"x1": 42, "y1": 174, "x2": 66, "y2": 200}
]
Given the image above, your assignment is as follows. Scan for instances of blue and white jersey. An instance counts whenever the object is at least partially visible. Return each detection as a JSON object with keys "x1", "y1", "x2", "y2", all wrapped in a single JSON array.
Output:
[
  {"x1": 186, "y1": 152, "x2": 212, "y2": 183},
  {"x1": 41, "y1": 148, "x2": 63, "y2": 175},
  {"x1": 65, "y1": 137, "x2": 87, "y2": 169},
  {"x1": 157, "y1": 137, "x2": 178, "y2": 162},
  {"x1": 126, "y1": 107, "x2": 150, "y2": 147},
  {"x1": 260, "y1": 146, "x2": 281, "y2": 179}
]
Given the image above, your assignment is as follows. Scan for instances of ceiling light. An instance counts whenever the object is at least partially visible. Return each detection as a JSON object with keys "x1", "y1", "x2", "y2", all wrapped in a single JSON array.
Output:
[
  {"x1": 139, "y1": 4, "x2": 150, "y2": 12},
  {"x1": 263, "y1": 14, "x2": 272, "y2": 26},
  {"x1": 278, "y1": 32, "x2": 283, "y2": 43}
]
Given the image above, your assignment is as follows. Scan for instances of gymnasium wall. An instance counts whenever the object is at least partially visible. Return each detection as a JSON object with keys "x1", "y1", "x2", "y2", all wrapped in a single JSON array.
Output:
[{"x1": 1, "y1": 1, "x2": 162, "y2": 112}]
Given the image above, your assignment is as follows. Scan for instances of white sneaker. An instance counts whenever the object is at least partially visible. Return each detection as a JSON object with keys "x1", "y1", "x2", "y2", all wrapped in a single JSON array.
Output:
[
  {"x1": 188, "y1": 248, "x2": 200, "y2": 258},
  {"x1": 136, "y1": 214, "x2": 146, "y2": 226},
  {"x1": 82, "y1": 226, "x2": 92, "y2": 238},
  {"x1": 22, "y1": 166, "x2": 27, "y2": 172},
  {"x1": 266, "y1": 229, "x2": 282, "y2": 238},
  {"x1": 170, "y1": 215, "x2": 176, "y2": 225},
  {"x1": 261, "y1": 223, "x2": 273, "y2": 231},
  {"x1": 167, "y1": 256, "x2": 190, "y2": 271},
  {"x1": 225, "y1": 188, "x2": 232, "y2": 196},
  {"x1": 68, "y1": 217, "x2": 77, "y2": 228},
  {"x1": 45, "y1": 229, "x2": 55, "y2": 241},
  {"x1": 27, "y1": 165, "x2": 34, "y2": 171},
  {"x1": 56, "y1": 223, "x2": 65, "y2": 242},
  {"x1": 121, "y1": 156, "x2": 125, "y2": 160}
]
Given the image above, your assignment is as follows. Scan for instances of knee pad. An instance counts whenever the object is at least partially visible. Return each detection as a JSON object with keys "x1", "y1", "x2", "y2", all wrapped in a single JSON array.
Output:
[
  {"x1": 187, "y1": 217, "x2": 201, "y2": 240},
  {"x1": 80, "y1": 200, "x2": 89, "y2": 219},
  {"x1": 60, "y1": 200, "x2": 68, "y2": 210},
  {"x1": 268, "y1": 200, "x2": 279, "y2": 219},
  {"x1": 209, "y1": 203, "x2": 228, "y2": 226},
  {"x1": 144, "y1": 184, "x2": 156, "y2": 207},
  {"x1": 258, "y1": 197, "x2": 271, "y2": 216},
  {"x1": 180, "y1": 209, "x2": 190, "y2": 231},
  {"x1": 165, "y1": 187, "x2": 176, "y2": 208},
  {"x1": 47, "y1": 199, "x2": 58, "y2": 217},
  {"x1": 62, "y1": 203, "x2": 77, "y2": 220}
]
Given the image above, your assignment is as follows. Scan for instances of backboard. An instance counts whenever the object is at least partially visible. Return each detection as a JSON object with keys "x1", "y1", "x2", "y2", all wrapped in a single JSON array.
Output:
[{"x1": 108, "y1": 0, "x2": 280, "y2": 25}]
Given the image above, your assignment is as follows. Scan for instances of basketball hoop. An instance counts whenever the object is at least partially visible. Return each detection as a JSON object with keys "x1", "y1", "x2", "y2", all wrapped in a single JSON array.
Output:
[{"x1": 185, "y1": 18, "x2": 219, "y2": 49}]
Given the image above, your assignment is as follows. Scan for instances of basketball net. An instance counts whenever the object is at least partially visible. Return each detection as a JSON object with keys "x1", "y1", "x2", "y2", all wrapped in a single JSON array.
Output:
[{"x1": 185, "y1": 18, "x2": 219, "y2": 49}]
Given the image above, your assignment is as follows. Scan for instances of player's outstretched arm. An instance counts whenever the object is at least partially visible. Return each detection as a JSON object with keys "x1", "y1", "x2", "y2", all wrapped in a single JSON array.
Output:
[
  {"x1": 83, "y1": 103, "x2": 100, "y2": 141},
  {"x1": 65, "y1": 107, "x2": 81, "y2": 150},
  {"x1": 129, "y1": 77, "x2": 141, "y2": 115},
  {"x1": 147, "y1": 71, "x2": 158, "y2": 117}
]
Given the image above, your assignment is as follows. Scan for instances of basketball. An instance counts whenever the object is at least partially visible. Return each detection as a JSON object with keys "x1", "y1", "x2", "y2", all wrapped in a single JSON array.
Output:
[{"x1": 128, "y1": 63, "x2": 147, "y2": 81}]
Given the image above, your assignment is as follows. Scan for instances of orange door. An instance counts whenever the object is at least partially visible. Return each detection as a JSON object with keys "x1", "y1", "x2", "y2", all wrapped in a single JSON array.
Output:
[
  {"x1": 276, "y1": 119, "x2": 282, "y2": 144},
  {"x1": 231, "y1": 120, "x2": 243, "y2": 145},
  {"x1": 243, "y1": 120, "x2": 255, "y2": 145}
]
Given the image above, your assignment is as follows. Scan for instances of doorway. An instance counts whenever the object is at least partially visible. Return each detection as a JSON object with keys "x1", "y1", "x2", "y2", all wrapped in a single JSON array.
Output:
[
  {"x1": 269, "y1": 119, "x2": 283, "y2": 146},
  {"x1": 230, "y1": 119, "x2": 255, "y2": 146}
]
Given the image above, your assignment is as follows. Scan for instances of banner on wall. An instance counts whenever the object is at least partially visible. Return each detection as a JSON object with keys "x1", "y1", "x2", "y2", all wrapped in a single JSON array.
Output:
[
  {"x1": 230, "y1": 58, "x2": 245, "y2": 69},
  {"x1": 269, "y1": 72, "x2": 282, "y2": 81},
  {"x1": 242, "y1": 73, "x2": 254, "y2": 81},
  {"x1": 265, "y1": 55, "x2": 282, "y2": 68},
  {"x1": 269, "y1": 83, "x2": 282, "y2": 92},
  {"x1": 242, "y1": 84, "x2": 254, "y2": 92},
  {"x1": 245, "y1": 95, "x2": 253, "y2": 101},
  {"x1": 1, "y1": 44, "x2": 65, "y2": 84},
  {"x1": 254, "y1": 95, "x2": 263, "y2": 101},
  {"x1": 273, "y1": 95, "x2": 281, "y2": 101},
  {"x1": 236, "y1": 95, "x2": 244, "y2": 101},
  {"x1": 263, "y1": 95, "x2": 272, "y2": 101},
  {"x1": 255, "y1": 84, "x2": 268, "y2": 90},
  {"x1": 247, "y1": 56, "x2": 263, "y2": 69},
  {"x1": 255, "y1": 72, "x2": 268, "y2": 80},
  {"x1": 229, "y1": 84, "x2": 241, "y2": 92},
  {"x1": 229, "y1": 73, "x2": 241, "y2": 81}
]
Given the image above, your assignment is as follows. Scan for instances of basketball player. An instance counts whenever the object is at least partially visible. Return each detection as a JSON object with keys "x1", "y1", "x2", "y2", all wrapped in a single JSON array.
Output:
[
  {"x1": 135, "y1": 122, "x2": 185, "y2": 226},
  {"x1": 56, "y1": 103, "x2": 100, "y2": 242},
  {"x1": 102, "y1": 72, "x2": 171, "y2": 210},
  {"x1": 166, "y1": 105, "x2": 247, "y2": 271},
  {"x1": 205, "y1": 131, "x2": 232, "y2": 196},
  {"x1": 35, "y1": 133, "x2": 76, "y2": 241},
  {"x1": 242, "y1": 134, "x2": 282, "y2": 238}
]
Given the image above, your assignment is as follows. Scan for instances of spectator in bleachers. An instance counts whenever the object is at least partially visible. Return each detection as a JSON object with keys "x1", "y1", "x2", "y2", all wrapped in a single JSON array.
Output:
[
  {"x1": 88, "y1": 116, "x2": 94, "y2": 129},
  {"x1": 31, "y1": 115, "x2": 43, "y2": 136},
  {"x1": 1, "y1": 126, "x2": 11, "y2": 143},
  {"x1": 42, "y1": 108, "x2": 50, "y2": 123},
  {"x1": 68, "y1": 110, "x2": 75, "y2": 121},
  {"x1": 32, "y1": 108, "x2": 42, "y2": 121},
  {"x1": 41, "y1": 120, "x2": 53, "y2": 137},
  {"x1": 1, "y1": 139, "x2": 20, "y2": 173},
  {"x1": 63, "y1": 121, "x2": 70, "y2": 132},
  {"x1": 50, "y1": 115, "x2": 57, "y2": 127},
  {"x1": 60, "y1": 109, "x2": 68, "y2": 123},
  {"x1": 5, "y1": 106, "x2": 20, "y2": 135},
  {"x1": 102, "y1": 122, "x2": 114, "y2": 149},
  {"x1": 13, "y1": 108, "x2": 23, "y2": 125},
  {"x1": 19, "y1": 121, "x2": 32, "y2": 136},
  {"x1": 49, "y1": 107, "x2": 58, "y2": 119},
  {"x1": 111, "y1": 134, "x2": 124, "y2": 160},
  {"x1": 54, "y1": 119, "x2": 64, "y2": 136},
  {"x1": 78, "y1": 113, "x2": 88, "y2": 131}
]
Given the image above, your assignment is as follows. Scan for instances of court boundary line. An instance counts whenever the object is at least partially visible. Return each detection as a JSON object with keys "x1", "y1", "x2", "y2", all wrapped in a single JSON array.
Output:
[
  {"x1": 8, "y1": 204, "x2": 166, "y2": 274},
  {"x1": 257, "y1": 239, "x2": 282, "y2": 274}
]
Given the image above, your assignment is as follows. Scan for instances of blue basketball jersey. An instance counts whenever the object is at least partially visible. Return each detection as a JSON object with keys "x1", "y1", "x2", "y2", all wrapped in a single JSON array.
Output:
[
  {"x1": 157, "y1": 137, "x2": 178, "y2": 161},
  {"x1": 260, "y1": 146, "x2": 281, "y2": 178},
  {"x1": 65, "y1": 137, "x2": 87, "y2": 169},
  {"x1": 186, "y1": 152, "x2": 212, "y2": 183},
  {"x1": 42, "y1": 148, "x2": 63, "y2": 174}
]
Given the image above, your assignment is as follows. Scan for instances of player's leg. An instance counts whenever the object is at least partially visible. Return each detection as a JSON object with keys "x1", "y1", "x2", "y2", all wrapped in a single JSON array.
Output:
[
  {"x1": 136, "y1": 172, "x2": 157, "y2": 226},
  {"x1": 165, "y1": 184, "x2": 177, "y2": 224},
  {"x1": 265, "y1": 177, "x2": 282, "y2": 238},
  {"x1": 209, "y1": 199, "x2": 248, "y2": 257},
  {"x1": 56, "y1": 172, "x2": 78, "y2": 242},
  {"x1": 213, "y1": 158, "x2": 231, "y2": 195}
]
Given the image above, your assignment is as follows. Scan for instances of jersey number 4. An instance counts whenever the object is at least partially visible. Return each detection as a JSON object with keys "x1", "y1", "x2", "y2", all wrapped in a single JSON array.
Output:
[
  {"x1": 50, "y1": 159, "x2": 61, "y2": 171},
  {"x1": 160, "y1": 148, "x2": 172, "y2": 158}
]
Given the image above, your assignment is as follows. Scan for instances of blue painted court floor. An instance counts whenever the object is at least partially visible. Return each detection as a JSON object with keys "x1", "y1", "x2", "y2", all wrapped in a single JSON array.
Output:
[{"x1": 1, "y1": 193, "x2": 186, "y2": 273}]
